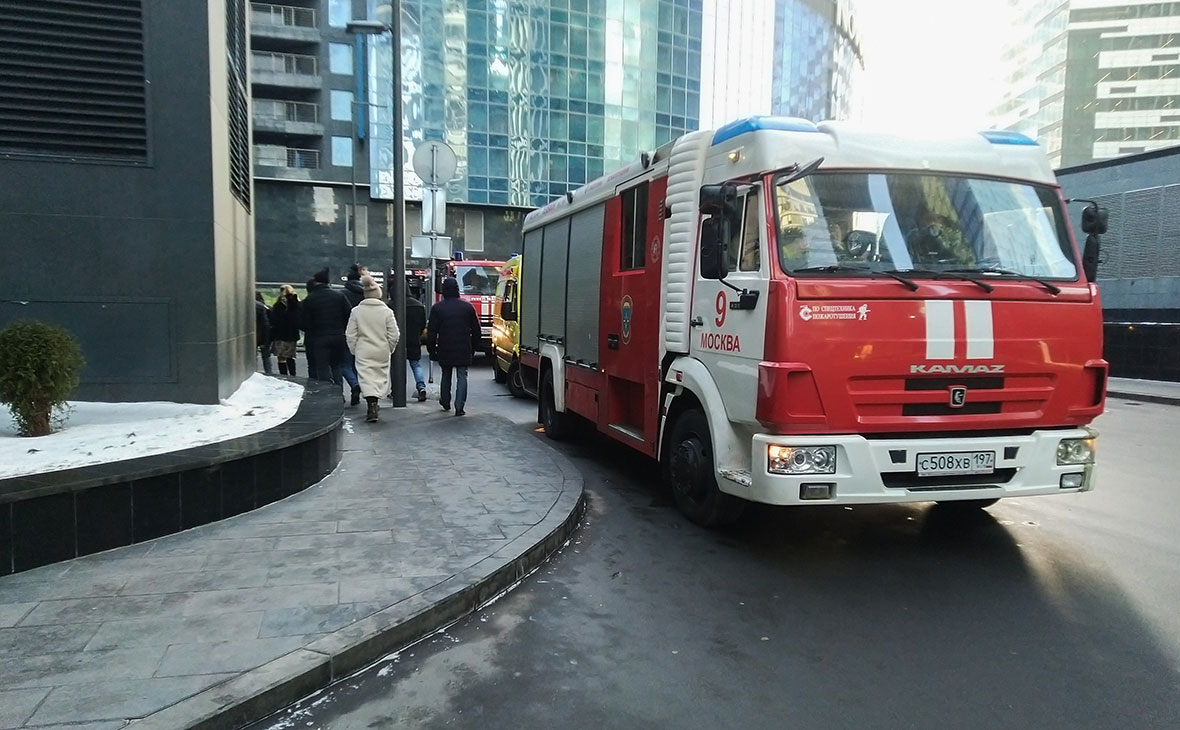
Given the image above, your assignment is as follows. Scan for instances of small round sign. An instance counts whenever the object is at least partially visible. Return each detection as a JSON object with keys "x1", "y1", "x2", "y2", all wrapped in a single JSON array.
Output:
[{"x1": 411, "y1": 141, "x2": 458, "y2": 186}]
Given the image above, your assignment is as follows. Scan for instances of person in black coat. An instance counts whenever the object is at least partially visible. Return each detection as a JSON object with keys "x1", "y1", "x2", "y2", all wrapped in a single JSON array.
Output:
[
  {"x1": 343, "y1": 263, "x2": 365, "y2": 308},
  {"x1": 300, "y1": 267, "x2": 353, "y2": 387},
  {"x1": 269, "y1": 284, "x2": 302, "y2": 376},
  {"x1": 255, "y1": 292, "x2": 273, "y2": 375},
  {"x1": 404, "y1": 285, "x2": 428, "y2": 401},
  {"x1": 426, "y1": 277, "x2": 480, "y2": 416}
]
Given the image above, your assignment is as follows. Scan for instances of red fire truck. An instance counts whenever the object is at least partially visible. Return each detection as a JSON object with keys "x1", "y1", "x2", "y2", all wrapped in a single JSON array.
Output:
[
  {"x1": 514, "y1": 117, "x2": 1108, "y2": 526},
  {"x1": 435, "y1": 257, "x2": 504, "y2": 357}
]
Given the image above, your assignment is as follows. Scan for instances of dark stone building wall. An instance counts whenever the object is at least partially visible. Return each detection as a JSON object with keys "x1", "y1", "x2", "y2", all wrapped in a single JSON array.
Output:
[
  {"x1": 0, "y1": 0, "x2": 254, "y2": 404},
  {"x1": 254, "y1": 179, "x2": 528, "y2": 286},
  {"x1": 1057, "y1": 146, "x2": 1180, "y2": 381}
]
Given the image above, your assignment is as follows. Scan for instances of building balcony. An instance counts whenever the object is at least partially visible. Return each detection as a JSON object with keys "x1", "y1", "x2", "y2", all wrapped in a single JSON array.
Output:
[
  {"x1": 251, "y1": 51, "x2": 321, "y2": 90},
  {"x1": 253, "y1": 100, "x2": 323, "y2": 136},
  {"x1": 250, "y1": 3, "x2": 320, "y2": 44},
  {"x1": 254, "y1": 144, "x2": 320, "y2": 170}
]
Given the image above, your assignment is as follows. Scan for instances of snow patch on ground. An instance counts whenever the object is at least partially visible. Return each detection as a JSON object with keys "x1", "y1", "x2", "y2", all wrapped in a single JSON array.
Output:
[{"x1": 0, "y1": 374, "x2": 304, "y2": 478}]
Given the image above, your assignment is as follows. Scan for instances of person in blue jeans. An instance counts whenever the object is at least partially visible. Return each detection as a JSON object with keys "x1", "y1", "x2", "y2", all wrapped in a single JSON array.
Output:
[
  {"x1": 426, "y1": 277, "x2": 480, "y2": 416},
  {"x1": 404, "y1": 285, "x2": 428, "y2": 401}
]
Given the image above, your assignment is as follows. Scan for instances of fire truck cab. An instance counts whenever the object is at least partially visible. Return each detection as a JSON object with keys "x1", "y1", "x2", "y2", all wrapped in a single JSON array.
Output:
[{"x1": 517, "y1": 117, "x2": 1108, "y2": 526}]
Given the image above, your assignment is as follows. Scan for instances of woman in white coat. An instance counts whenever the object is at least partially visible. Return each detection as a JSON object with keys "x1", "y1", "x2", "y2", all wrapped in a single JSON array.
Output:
[{"x1": 346, "y1": 275, "x2": 400, "y2": 422}]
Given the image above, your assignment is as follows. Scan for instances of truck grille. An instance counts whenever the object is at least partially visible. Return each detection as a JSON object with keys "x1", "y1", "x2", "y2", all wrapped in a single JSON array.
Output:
[
  {"x1": 882, "y1": 468, "x2": 1018, "y2": 489},
  {"x1": 849, "y1": 374, "x2": 1054, "y2": 421}
]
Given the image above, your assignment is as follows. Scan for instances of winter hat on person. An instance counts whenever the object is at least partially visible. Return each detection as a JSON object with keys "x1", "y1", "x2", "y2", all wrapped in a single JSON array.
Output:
[
  {"x1": 347, "y1": 264, "x2": 362, "y2": 281},
  {"x1": 361, "y1": 274, "x2": 382, "y2": 299},
  {"x1": 441, "y1": 277, "x2": 460, "y2": 298},
  {"x1": 313, "y1": 267, "x2": 330, "y2": 284}
]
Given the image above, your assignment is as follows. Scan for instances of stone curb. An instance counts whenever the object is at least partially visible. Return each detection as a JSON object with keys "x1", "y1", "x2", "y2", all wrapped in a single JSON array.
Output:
[
  {"x1": 1107, "y1": 389, "x2": 1180, "y2": 407},
  {"x1": 125, "y1": 443, "x2": 587, "y2": 730}
]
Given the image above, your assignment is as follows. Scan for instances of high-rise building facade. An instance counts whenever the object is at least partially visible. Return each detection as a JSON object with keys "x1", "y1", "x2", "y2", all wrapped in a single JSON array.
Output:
[
  {"x1": 698, "y1": 0, "x2": 863, "y2": 128},
  {"x1": 995, "y1": 0, "x2": 1180, "y2": 168},
  {"x1": 250, "y1": 0, "x2": 704, "y2": 283}
]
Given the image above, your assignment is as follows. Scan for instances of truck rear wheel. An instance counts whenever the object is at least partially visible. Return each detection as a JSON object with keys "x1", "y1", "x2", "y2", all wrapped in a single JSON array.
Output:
[
  {"x1": 540, "y1": 370, "x2": 570, "y2": 440},
  {"x1": 666, "y1": 409, "x2": 744, "y2": 527}
]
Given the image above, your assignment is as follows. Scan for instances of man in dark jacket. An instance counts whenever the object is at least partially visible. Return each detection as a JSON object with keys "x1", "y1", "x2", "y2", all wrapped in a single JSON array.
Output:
[
  {"x1": 343, "y1": 263, "x2": 365, "y2": 308},
  {"x1": 300, "y1": 267, "x2": 353, "y2": 389},
  {"x1": 426, "y1": 277, "x2": 480, "y2": 416},
  {"x1": 338, "y1": 263, "x2": 366, "y2": 404},
  {"x1": 255, "y1": 292, "x2": 273, "y2": 375},
  {"x1": 404, "y1": 285, "x2": 428, "y2": 401}
]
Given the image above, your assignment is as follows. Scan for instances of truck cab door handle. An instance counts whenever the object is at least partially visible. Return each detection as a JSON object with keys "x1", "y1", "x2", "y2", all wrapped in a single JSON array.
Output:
[
  {"x1": 607, "y1": 334, "x2": 620, "y2": 350},
  {"x1": 690, "y1": 317, "x2": 703, "y2": 327}
]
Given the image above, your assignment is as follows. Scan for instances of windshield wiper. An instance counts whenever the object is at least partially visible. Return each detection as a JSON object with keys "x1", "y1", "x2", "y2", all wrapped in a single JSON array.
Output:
[
  {"x1": 886, "y1": 268, "x2": 993, "y2": 293},
  {"x1": 792, "y1": 264, "x2": 919, "y2": 291},
  {"x1": 943, "y1": 268, "x2": 1061, "y2": 295}
]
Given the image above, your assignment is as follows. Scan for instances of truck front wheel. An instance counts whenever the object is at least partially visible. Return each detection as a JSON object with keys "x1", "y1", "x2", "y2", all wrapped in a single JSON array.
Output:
[
  {"x1": 540, "y1": 370, "x2": 570, "y2": 440},
  {"x1": 666, "y1": 409, "x2": 744, "y2": 527}
]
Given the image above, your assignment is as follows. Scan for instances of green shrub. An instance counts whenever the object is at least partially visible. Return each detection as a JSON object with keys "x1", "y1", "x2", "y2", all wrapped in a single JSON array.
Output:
[{"x1": 0, "y1": 320, "x2": 85, "y2": 437}]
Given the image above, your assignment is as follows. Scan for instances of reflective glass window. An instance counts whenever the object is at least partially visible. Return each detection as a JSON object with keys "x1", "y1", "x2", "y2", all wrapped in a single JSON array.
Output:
[
  {"x1": 330, "y1": 90, "x2": 353, "y2": 121},
  {"x1": 329, "y1": 43, "x2": 353, "y2": 75},
  {"x1": 328, "y1": 0, "x2": 349, "y2": 28},
  {"x1": 332, "y1": 136, "x2": 352, "y2": 167}
]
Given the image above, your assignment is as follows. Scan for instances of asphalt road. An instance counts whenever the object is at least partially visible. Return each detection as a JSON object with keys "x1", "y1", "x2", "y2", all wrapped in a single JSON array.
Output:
[{"x1": 248, "y1": 366, "x2": 1180, "y2": 730}]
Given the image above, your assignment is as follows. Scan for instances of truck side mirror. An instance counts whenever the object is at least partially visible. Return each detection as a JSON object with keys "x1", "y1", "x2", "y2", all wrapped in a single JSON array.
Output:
[
  {"x1": 1081, "y1": 204, "x2": 1108, "y2": 235},
  {"x1": 1082, "y1": 233, "x2": 1101, "y2": 283},
  {"x1": 699, "y1": 183, "x2": 737, "y2": 280}
]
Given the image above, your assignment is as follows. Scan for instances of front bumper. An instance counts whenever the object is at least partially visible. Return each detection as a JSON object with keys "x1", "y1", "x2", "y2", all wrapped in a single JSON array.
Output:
[{"x1": 728, "y1": 427, "x2": 1097, "y2": 505}]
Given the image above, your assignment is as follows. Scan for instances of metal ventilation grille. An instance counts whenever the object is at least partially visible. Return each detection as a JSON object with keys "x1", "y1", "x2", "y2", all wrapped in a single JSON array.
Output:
[
  {"x1": 226, "y1": 0, "x2": 251, "y2": 210},
  {"x1": 0, "y1": 0, "x2": 147, "y2": 160}
]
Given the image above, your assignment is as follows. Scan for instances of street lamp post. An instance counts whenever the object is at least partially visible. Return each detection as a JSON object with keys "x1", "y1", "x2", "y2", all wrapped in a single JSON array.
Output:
[{"x1": 346, "y1": 14, "x2": 406, "y2": 408}]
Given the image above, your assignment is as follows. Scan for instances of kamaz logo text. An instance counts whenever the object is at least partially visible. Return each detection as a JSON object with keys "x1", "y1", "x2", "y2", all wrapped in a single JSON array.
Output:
[{"x1": 910, "y1": 364, "x2": 1006, "y2": 374}]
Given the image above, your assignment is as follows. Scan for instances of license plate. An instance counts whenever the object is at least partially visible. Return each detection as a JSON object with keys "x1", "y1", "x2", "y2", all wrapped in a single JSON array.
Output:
[{"x1": 916, "y1": 451, "x2": 995, "y2": 477}]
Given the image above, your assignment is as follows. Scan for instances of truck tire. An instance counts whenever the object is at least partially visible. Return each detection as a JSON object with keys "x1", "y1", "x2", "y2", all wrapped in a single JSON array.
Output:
[
  {"x1": 540, "y1": 370, "x2": 570, "y2": 440},
  {"x1": 507, "y1": 362, "x2": 527, "y2": 399},
  {"x1": 492, "y1": 358, "x2": 507, "y2": 383},
  {"x1": 666, "y1": 409, "x2": 745, "y2": 527}
]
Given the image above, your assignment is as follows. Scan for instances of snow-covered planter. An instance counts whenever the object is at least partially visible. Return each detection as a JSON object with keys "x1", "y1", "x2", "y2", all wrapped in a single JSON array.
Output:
[{"x1": 0, "y1": 319, "x2": 85, "y2": 437}]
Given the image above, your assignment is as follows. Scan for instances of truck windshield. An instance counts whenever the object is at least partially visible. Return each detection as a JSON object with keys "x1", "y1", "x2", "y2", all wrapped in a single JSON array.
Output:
[
  {"x1": 774, "y1": 172, "x2": 1077, "y2": 280},
  {"x1": 454, "y1": 265, "x2": 500, "y2": 296}
]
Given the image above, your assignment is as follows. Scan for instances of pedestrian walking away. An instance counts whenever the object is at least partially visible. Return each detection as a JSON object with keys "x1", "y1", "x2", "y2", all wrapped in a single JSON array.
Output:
[
  {"x1": 346, "y1": 275, "x2": 400, "y2": 422},
  {"x1": 269, "y1": 284, "x2": 302, "y2": 376},
  {"x1": 338, "y1": 263, "x2": 366, "y2": 405},
  {"x1": 405, "y1": 284, "x2": 428, "y2": 401},
  {"x1": 300, "y1": 267, "x2": 353, "y2": 394},
  {"x1": 255, "y1": 291, "x2": 273, "y2": 375},
  {"x1": 426, "y1": 276, "x2": 481, "y2": 416}
]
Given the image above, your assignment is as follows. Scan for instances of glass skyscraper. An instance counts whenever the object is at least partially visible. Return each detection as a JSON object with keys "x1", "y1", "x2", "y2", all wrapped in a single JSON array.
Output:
[
  {"x1": 699, "y1": 0, "x2": 862, "y2": 127},
  {"x1": 994, "y1": 0, "x2": 1180, "y2": 168},
  {"x1": 250, "y1": 0, "x2": 858, "y2": 283}
]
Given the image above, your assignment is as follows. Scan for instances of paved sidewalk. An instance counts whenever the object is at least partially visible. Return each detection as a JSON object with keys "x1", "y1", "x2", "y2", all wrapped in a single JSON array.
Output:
[
  {"x1": 0, "y1": 407, "x2": 584, "y2": 730},
  {"x1": 1107, "y1": 377, "x2": 1180, "y2": 406}
]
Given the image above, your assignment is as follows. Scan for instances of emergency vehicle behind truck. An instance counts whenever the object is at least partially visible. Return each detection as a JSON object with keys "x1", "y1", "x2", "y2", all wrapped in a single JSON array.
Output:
[
  {"x1": 516, "y1": 116, "x2": 1108, "y2": 526},
  {"x1": 436, "y1": 258, "x2": 504, "y2": 357},
  {"x1": 491, "y1": 255, "x2": 527, "y2": 397}
]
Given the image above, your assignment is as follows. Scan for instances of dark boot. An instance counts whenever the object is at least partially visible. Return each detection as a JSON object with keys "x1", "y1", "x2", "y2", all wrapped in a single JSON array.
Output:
[
  {"x1": 277, "y1": 360, "x2": 288, "y2": 376},
  {"x1": 288, "y1": 360, "x2": 296, "y2": 377},
  {"x1": 417, "y1": 387, "x2": 427, "y2": 402},
  {"x1": 365, "y1": 396, "x2": 379, "y2": 422},
  {"x1": 350, "y1": 385, "x2": 361, "y2": 407}
]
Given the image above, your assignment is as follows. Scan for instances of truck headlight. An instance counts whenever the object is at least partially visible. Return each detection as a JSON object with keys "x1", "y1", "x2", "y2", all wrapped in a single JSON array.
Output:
[
  {"x1": 1056, "y1": 438, "x2": 1095, "y2": 465},
  {"x1": 768, "y1": 445, "x2": 836, "y2": 475}
]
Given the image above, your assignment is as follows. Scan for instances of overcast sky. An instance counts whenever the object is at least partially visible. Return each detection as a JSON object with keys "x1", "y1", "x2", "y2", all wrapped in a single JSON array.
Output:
[{"x1": 855, "y1": 0, "x2": 1013, "y2": 132}]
